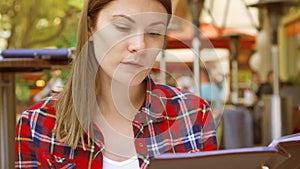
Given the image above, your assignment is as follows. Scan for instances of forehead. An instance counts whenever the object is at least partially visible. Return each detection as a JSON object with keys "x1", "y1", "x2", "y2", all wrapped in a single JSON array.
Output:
[
  {"x1": 104, "y1": 0, "x2": 167, "y2": 14},
  {"x1": 96, "y1": 0, "x2": 168, "y2": 28}
]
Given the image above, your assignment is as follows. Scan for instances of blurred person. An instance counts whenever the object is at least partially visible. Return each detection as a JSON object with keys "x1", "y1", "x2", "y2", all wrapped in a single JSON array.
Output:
[
  {"x1": 188, "y1": 68, "x2": 222, "y2": 119},
  {"x1": 253, "y1": 70, "x2": 273, "y2": 144},
  {"x1": 15, "y1": 0, "x2": 217, "y2": 168},
  {"x1": 176, "y1": 75, "x2": 194, "y2": 91},
  {"x1": 244, "y1": 71, "x2": 261, "y2": 107},
  {"x1": 256, "y1": 70, "x2": 273, "y2": 98},
  {"x1": 250, "y1": 71, "x2": 261, "y2": 94},
  {"x1": 200, "y1": 68, "x2": 222, "y2": 112},
  {"x1": 199, "y1": 68, "x2": 223, "y2": 147}
]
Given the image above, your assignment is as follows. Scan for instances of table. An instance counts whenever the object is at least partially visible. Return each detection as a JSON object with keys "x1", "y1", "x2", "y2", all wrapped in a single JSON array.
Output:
[{"x1": 0, "y1": 58, "x2": 69, "y2": 169}]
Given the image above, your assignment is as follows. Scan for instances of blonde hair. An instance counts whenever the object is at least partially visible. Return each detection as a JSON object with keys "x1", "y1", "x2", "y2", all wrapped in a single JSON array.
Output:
[{"x1": 54, "y1": 0, "x2": 172, "y2": 149}]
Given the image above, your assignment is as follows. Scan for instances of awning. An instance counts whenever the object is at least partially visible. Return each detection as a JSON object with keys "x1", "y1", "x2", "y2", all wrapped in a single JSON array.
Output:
[{"x1": 166, "y1": 23, "x2": 256, "y2": 50}]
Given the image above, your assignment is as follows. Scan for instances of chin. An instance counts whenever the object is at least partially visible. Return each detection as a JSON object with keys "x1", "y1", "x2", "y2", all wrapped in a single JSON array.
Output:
[
  {"x1": 112, "y1": 68, "x2": 149, "y2": 86},
  {"x1": 130, "y1": 71, "x2": 149, "y2": 86},
  {"x1": 114, "y1": 72, "x2": 147, "y2": 87},
  {"x1": 129, "y1": 79, "x2": 145, "y2": 87}
]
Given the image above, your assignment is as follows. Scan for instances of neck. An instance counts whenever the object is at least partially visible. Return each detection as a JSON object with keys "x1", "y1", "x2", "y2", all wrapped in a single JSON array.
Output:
[{"x1": 96, "y1": 69, "x2": 147, "y2": 119}]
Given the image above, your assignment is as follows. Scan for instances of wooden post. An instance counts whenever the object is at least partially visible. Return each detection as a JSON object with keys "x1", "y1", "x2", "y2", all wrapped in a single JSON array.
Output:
[
  {"x1": 0, "y1": 72, "x2": 16, "y2": 169},
  {"x1": 0, "y1": 57, "x2": 70, "y2": 169}
]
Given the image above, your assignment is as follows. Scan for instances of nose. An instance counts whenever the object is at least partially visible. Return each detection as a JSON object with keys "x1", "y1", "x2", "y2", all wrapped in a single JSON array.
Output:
[{"x1": 128, "y1": 33, "x2": 146, "y2": 53}]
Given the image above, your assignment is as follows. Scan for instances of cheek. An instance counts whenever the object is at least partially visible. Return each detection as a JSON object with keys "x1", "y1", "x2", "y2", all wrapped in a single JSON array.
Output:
[
  {"x1": 93, "y1": 35, "x2": 110, "y2": 65},
  {"x1": 142, "y1": 49, "x2": 162, "y2": 66},
  {"x1": 94, "y1": 41, "x2": 126, "y2": 70},
  {"x1": 146, "y1": 36, "x2": 165, "y2": 48},
  {"x1": 98, "y1": 46, "x2": 122, "y2": 70},
  {"x1": 92, "y1": 26, "x2": 128, "y2": 64}
]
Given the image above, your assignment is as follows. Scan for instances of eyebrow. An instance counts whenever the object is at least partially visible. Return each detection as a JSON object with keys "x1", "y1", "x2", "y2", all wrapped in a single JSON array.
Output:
[
  {"x1": 112, "y1": 14, "x2": 135, "y2": 23},
  {"x1": 112, "y1": 14, "x2": 167, "y2": 27},
  {"x1": 149, "y1": 21, "x2": 166, "y2": 27}
]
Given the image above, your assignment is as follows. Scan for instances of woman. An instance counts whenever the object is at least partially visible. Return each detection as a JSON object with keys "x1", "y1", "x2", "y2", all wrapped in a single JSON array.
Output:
[{"x1": 15, "y1": 0, "x2": 217, "y2": 168}]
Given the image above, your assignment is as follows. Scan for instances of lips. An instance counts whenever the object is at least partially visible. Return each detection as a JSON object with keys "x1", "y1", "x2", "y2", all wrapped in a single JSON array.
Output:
[{"x1": 121, "y1": 61, "x2": 143, "y2": 68}]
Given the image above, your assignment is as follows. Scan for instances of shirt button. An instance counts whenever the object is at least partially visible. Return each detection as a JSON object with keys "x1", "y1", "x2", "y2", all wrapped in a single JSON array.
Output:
[{"x1": 139, "y1": 142, "x2": 144, "y2": 148}]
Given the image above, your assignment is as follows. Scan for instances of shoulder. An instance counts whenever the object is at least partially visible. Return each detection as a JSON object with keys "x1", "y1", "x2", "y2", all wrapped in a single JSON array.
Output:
[
  {"x1": 27, "y1": 94, "x2": 57, "y2": 112},
  {"x1": 152, "y1": 82, "x2": 210, "y2": 110},
  {"x1": 26, "y1": 94, "x2": 57, "y2": 117},
  {"x1": 19, "y1": 95, "x2": 58, "y2": 132}
]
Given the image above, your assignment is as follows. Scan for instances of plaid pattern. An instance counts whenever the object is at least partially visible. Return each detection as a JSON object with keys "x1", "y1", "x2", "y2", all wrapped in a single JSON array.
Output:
[{"x1": 15, "y1": 76, "x2": 217, "y2": 169}]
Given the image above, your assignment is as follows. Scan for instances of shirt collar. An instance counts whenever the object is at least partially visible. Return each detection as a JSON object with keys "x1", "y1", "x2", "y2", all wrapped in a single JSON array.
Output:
[{"x1": 135, "y1": 75, "x2": 168, "y2": 124}]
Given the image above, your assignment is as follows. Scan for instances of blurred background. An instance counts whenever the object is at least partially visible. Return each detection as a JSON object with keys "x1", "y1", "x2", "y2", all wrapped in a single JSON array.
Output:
[{"x1": 1, "y1": 0, "x2": 300, "y2": 168}]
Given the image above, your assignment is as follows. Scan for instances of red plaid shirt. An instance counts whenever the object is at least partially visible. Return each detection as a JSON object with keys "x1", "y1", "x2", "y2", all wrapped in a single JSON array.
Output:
[{"x1": 15, "y1": 76, "x2": 217, "y2": 169}]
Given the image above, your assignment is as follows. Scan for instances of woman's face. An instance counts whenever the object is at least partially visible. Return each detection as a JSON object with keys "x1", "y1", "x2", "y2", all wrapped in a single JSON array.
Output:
[{"x1": 92, "y1": 0, "x2": 168, "y2": 86}]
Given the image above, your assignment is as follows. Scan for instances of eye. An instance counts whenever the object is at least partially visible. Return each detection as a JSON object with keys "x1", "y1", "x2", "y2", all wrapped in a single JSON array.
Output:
[
  {"x1": 113, "y1": 23, "x2": 131, "y2": 32},
  {"x1": 147, "y1": 32, "x2": 163, "y2": 36},
  {"x1": 146, "y1": 26, "x2": 166, "y2": 37},
  {"x1": 146, "y1": 29, "x2": 165, "y2": 37}
]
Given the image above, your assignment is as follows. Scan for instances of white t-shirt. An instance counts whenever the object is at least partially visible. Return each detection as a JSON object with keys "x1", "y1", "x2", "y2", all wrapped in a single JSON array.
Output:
[{"x1": 103, "y1": 156, "x2": 140, "y2": 169}]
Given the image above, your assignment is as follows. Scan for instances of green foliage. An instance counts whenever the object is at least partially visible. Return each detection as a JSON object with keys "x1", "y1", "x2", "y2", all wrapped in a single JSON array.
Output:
[
  {"x1": 69, "y1": 0, "x2": 84, "y2": 10},
  {"x1": 0, "y1": 0, "x2": 79, "y2": 108},
  {"x1": 287, "y1": 75, "x2": 300, "y2": 87},
  {"x1": 15, "y1": 78, "x2": 30, "y2": 103},
  {"x1": 0, "y1": 0, "x2": 83, "y2": 49}
]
